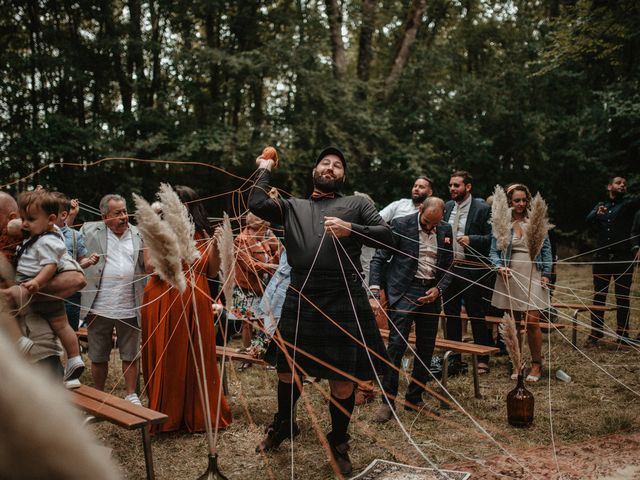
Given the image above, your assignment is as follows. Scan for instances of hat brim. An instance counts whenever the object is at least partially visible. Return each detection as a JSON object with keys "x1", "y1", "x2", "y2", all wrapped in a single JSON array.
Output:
[{"x1": 315, "y1": 147, "x2": 346, "y2": 169}]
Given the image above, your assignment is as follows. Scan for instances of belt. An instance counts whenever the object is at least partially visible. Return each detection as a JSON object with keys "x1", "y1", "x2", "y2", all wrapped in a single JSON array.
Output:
[{"x1": 412, "y1": 277, "x2": 436, "y2": 287}]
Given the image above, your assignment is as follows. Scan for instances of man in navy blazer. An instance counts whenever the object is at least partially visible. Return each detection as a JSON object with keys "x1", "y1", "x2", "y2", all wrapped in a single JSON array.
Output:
[
  {"x1": 369, "y1": 197, "x2": 454, "y2": 422},
  {"x1": 443, "y1": 171, "x2": 493, "y2": 373}
]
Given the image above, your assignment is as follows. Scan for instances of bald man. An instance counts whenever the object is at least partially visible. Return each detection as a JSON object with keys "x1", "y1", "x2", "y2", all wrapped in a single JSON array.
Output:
[
  {"x1": 369, "y1": 197, "x2": 454, "y2": 422},
  {"x1": 0, "y1": 191, "x2": 86, "y2": 378}
]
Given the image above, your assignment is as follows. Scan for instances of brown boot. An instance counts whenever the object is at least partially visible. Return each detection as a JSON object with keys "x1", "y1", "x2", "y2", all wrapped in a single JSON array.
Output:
[
  {"x1": 373, "y1": 403, "x2": 393, "y2": 423},
  {"x1": 327, "y1": 432, "x2": 352, "y2": 476},
  {"x1": 256, "y1": 413, "x2": 300, "y2": 453}
]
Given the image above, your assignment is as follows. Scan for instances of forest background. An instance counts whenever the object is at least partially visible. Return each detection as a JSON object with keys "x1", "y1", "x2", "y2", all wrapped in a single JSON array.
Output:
[{"x1": 1, "y1": 0, "x2": 638, "y2": 248}]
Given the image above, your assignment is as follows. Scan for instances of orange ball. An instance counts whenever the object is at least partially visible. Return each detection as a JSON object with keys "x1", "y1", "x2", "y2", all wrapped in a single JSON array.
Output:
[{"x1": 262, "y1": 146, "x2": 279, "y2": 165}]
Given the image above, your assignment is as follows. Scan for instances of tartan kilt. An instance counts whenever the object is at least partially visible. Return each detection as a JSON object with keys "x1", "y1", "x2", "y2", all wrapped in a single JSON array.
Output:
[{"x1": 268, "y1": 270, "x2": 389, "y2": 381}]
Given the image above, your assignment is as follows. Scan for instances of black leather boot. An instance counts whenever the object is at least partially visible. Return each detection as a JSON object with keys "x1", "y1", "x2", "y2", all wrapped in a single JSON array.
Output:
[
  {"x1": 256, "y1": 413, "x2": 300, "y2": 453},
  {"x1": 327, "y1": 432, "x2": 352, "y2": 476}
]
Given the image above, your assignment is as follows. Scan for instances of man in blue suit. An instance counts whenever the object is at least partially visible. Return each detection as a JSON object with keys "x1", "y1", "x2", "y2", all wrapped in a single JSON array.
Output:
[
  {"x1": 443, "y1": 171, "x2": 493, "y2": 373},
  {"x1": 369, "y1": 197, "x2": 454, "y2": 422}
]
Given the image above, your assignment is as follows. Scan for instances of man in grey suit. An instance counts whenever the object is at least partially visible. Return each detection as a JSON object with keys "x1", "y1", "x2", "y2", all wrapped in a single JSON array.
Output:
[
  {"x1": 369, "y1": 197, "x2": 454, "y2": 422},
  {"x1": 80, "y1": 194, "x2": 146, "y2": 404}
]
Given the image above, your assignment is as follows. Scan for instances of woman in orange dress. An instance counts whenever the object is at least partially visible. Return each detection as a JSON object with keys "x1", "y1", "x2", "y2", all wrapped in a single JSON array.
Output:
[{"x1": 141, "y1": 186, "x2": 231, "y2": 434}]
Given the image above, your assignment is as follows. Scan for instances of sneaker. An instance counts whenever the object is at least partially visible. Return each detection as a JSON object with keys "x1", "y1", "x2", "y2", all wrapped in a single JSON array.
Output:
[
  {"x1": 17, "y1": 336, "x2": 34, "y2": 355},
  {"x1": 373, "y1": 403, "x2": 393, "y2": 423},
  {"x1": 125, "y1": 393, "x2": 142, "y2": 406},
  {"x1": 64, "y1": 379, "x2": 82, "y2": 389},
  {"x1": 63, "y1": 356, "x2": 85, "y2": 382}
]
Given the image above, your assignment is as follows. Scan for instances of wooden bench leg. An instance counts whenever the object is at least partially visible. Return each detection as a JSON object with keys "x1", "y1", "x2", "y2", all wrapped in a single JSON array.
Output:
[
  {"x1": 141, "y1": 426, "x2": 155, "y2": 480},
  {"x1": 571, "y1": 309, "x2": 579, "y2": 346},
  {"x1": 219, "y1": 360, "x2": 229, "y2": 396},
  {"x1": 471, "y1": 354, "x2": 481, "y2": 399},
  {"x1": 440, "y1": 350, "x2": 452, "y2": 408}
]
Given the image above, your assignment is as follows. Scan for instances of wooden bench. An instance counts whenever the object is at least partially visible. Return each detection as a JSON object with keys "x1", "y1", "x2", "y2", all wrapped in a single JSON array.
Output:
[
  {"x1": 379, "y1": 329, "x2": 499, "y2": 399},
  {"x1": 552, "y1": 303, "x2": 617, "y2": 345},
  {"x1": 216, "y1": 346, "x2": 267, "y2": 395},
  {"x1": 483, "y1": 315, "x2": 566, "y2": 332},
  {"x1": 69, "y1": 385, "x2": 167, "y2": 480}
]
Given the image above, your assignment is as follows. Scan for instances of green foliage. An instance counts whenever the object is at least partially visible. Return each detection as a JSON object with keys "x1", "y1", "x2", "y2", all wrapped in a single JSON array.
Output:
[{"x1": 0, "y1": 0, "x2": 637, "y2": 242}]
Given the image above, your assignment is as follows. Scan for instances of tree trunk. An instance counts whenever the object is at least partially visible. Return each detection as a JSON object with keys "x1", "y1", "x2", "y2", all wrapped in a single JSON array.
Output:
[
  {"x1": 385, "y1": 0, "x2": 428, "y2": 94},
  {"x1": 128, "y1": 0, "x2": 149, "y2": 108},
  {"x1": 325, "y1": 0, "x2": 346, "y2": 79},
  {"x1": 100, "y1": 0, "x2": 132, "y2": 116},
  {"x1": 149, "y1": 0, "x2": 162, "y2": 111},
  {"x1": 357, "y1": 0, "x2": 376, "y2": 82}
]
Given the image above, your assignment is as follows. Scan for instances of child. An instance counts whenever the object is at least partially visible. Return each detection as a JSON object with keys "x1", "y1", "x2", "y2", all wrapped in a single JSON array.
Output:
[
  {"x1": 52, "y1": 192, "x2": 99, "y2": 330},
  {"x1": 11, "y1": 190, "x2": 85, "y2": 381}
]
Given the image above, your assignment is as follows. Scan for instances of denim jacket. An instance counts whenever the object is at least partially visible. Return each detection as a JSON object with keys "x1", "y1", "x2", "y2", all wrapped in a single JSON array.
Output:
[{"x1": 489, "y1": 232, "x2": 553, "y2": 277}]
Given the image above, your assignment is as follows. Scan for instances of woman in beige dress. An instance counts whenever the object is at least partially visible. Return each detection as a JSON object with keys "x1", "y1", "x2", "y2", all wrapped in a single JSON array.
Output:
[{"x1": 490, "y1": 184, "x2": 553, "y2": 382}]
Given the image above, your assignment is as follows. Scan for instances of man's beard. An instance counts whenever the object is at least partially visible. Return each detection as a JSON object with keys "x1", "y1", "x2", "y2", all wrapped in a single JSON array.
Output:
[
  {"x1": 412, "y1": 193, "x2": 428, "y2": 204},
  {"x1": 313, "y1": 171, "x2": 344, "y2": 193}
]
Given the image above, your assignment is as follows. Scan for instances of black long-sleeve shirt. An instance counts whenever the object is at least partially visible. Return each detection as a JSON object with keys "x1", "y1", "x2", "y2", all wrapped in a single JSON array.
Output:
[
  {"x1": 586, "y1": 195, "x2": 640, "y2": 256},
  {"x1": 631, "y1": 210, "x2": 640, "y2": 254},
  {"x1": 248, "y1": 168, "x2": 393, "y2": 273}
]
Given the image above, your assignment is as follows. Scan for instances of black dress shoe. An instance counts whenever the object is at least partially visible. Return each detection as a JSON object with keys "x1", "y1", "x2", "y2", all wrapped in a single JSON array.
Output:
[
  {"x1": 327, "y1": 432, "x2": 352, "y2": 476},
  {"x1": 448, "y1": 360, "x2": 468, "y2": 376},
  {"x1": 584, "y1": 336, "x2": 599, "y2": 347},
  {"x1": 256, "y1": 413, "x2": 300, "y2": 453},
  {"x1": 403, "y1": 400, "x2": 441, "y2": 416}
]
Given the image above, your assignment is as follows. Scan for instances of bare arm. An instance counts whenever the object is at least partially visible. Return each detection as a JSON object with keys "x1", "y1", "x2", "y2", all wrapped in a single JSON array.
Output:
[
  {"x1": 207, "y1": 235, "x2": 221, "y2": 277},
  {"x1": 33, "y1": 270, "x2": 86, "y2": 301}
]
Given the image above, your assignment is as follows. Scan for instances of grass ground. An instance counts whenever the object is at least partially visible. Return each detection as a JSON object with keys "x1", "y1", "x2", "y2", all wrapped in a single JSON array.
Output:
[{"x1": 87, "y1": 264, "x2": 640, "y2": 479}]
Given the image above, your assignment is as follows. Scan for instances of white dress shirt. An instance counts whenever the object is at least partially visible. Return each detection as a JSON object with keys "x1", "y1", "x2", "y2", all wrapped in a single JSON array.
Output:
[
  {"x1": 416, "y1": 213, "x2": 437, "y2": 280},
  {"x1": 448, "y1": 194, "x2": 472, "y2": 260},
  {"x1": 379, "y1": 198, "x2": 419, "y2": 223},
  {"x1": 90, "y1": 228, "x2": 137, "y2": 319}
]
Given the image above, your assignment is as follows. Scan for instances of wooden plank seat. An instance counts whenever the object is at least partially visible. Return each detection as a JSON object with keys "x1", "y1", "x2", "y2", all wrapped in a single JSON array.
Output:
[
  {"x1": 483, "y1": 315, "x2": 566, "y2": 332},
  {"x1": 378, "y1": 329, "x2": 499, "y2": 400},
  {"x1": 69, "y1": 385, "x2": 167, "y2": 480},
  {"x1": 552, "y1": 303, "x2": 617, "y2": 344}
]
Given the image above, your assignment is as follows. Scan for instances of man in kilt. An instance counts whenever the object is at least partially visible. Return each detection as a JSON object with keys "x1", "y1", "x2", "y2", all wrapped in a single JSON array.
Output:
[{"x1": 249, "y1": 147, "x2": 392, "y2": 475}]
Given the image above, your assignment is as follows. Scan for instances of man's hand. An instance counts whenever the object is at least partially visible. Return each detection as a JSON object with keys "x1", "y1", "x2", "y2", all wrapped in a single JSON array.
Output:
[
  {"x1": 68, "y1": 198, "x2": 80, "y2": 226},
  {"x1": 596, "y1": 204, "x2": 607, "y2": 216},
  {"x1": 541, "y1": 276, "x2": 550, "y2": 288},
  {"x1": 368, "y1": 297, "x2": 382, "y2": 315},
  {"x1": 456, "y1": 235, "x2": 470, "y2": 248},
  {"x1": 417, "y1": 287, "x2": 440, "y2": 304},
  {"x1": 79, "y1": 253, "x2": 100, "y2": 268},
  {"x1": 324, "y1": 217, "x2": 352, "y2": 238}
]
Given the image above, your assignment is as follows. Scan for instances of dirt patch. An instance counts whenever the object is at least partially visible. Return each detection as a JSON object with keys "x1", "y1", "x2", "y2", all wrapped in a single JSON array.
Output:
[{"x1": 448, "y1": 432, "x2": 640, "y2": 479}]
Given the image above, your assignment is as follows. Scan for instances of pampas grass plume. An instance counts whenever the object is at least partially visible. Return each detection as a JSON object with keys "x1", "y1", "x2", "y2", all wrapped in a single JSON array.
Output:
[
  {"x1": 525, "y1": 192, "x2": 552, "y2": 261},
  {"x1": 217, "y1": 213, "x2": 235, "y2": 312},
  {"x1": 133, "y1": 193, "x2": 186, "y2": 293},
  {"x1": 499, "y1": 313, "x2": 522, "y2": 374},
  {"x1": 157, "y1": 183, "x2": 200, "y2": 266},
  {"x1": 491, "y1": 185, "x2": 512, "y2": 252}
]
